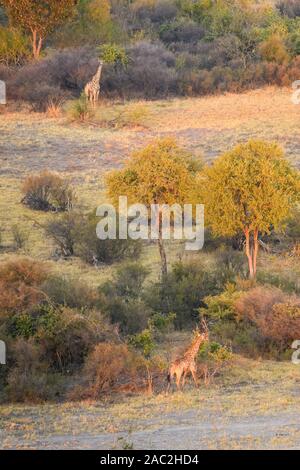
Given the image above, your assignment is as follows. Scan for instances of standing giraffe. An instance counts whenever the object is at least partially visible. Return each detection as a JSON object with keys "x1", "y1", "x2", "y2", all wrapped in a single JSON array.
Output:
[
  {"x1": 167, "y1": 321, "x2": 209, "y2": 392},
  {"x1": 84, "y1": 60, "x2": 104, "y2": 107}
]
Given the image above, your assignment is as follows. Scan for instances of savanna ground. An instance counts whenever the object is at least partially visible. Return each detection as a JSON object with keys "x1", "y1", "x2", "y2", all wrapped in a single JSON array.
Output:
[
  {"x1": 0, "y1": 86, "x2": 300, "y2": 449},
  {"x1": 1, "y1": 359, "x2": 300, "y2": 449}
]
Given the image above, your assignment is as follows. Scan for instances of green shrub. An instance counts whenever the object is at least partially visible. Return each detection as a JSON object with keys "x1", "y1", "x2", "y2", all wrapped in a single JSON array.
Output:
[
  {"x1": 44, "y1": 211, "x2": 81, "y2": 257},
  {"x1": 76, "y1": 212, "x2": 142, "y2": 265},
  {"x1": 99, "y1": 43, "x2": 128, "y2": 66},
  {"x1": 200, "y1": 283, "x2": 242, "y2": 321},
  {"x1": 112, "y1": 262, "x2": 149, "y2": 299},
  {"x1": 144, "y1": 260, "x2": 226, "y2": 329},
  {"x1": 66, "y1": 94, "x2": 94, "y2": 122},
  {"x1": 42, "y1": 275, "x2": 98, "y2": 308},
  {"x1": 11, "y1": 224, "x2": 28, "y2": 251},
  {"x1": 0, "y1": 26, "x2": 30, "y2": 65},
  {"x1": 128, "y1": 328, "x2": 155, "y2": 358}
]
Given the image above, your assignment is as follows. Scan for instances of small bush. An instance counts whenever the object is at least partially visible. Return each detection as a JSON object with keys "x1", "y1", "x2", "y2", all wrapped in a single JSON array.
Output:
[
  {"x1": 21, "y1": 171, "x2": 75, "y2": 212},
  {"x1": 259, "y1": 35, "x2": 290, "y2": 64},
  {"x1": 235, "y1": 287, "x2": 300, "y2": 352},
  {"x1": 36, "y1": 306, "x2": 108, "y2": 372},
  {"x1": 197, "y1": 341, "x2": 234, "y2": 385},
  {"x1": 100, "y1": 295, "x2": 150, "y2": 334},
  {"x1": 5, "y1": 338, "x2": 61, "y2": 403},
  {"x1": 112, "y1": 262, "x2": 149, "y2": 299},
  {"x1": 0, "y1": 258, "x2": 48, "y2": 313},
  {"x1": 66, "y1": 94, "x2": 94, "y2": 122},
  {"x1": 44, "y1": 211, "x2": 80, "y2": 257},
  {"x1": 79, "y1": 343, "x2": 139, "y2": 398},
  {"x1": 76, "y1": 212, "x2": 142, "y2": 265},
  {"x1": 42, "y1": 275, "x2": 98, "y2": 309},
  {"x1": 11, "y1": 224, "x2": 28, "y2": 251},
  {"x1": 200, "y1": 283, "x2": 242, "y2": 322}
]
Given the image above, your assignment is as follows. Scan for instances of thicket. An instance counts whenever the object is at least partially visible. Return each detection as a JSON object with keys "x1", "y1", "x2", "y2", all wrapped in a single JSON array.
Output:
[{"x1": 0, "y1": 1, "x2": 299, "y2": 108}]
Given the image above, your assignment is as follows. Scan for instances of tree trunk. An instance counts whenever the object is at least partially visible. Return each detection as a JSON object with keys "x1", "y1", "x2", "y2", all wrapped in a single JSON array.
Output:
[
  {"x1": 253, "y1": 228, "x2": 259, "y2": 278},
  {"x1": 244, "y1": 227, "x2": 259, "y2": 279},
  {"x1": 157, "y1": 210, "x2": 167, "y2": 277},
  {"x1": 244, "y1": 227, "x2": 254, "y2": 279},
  {"x1": 32, "y1": 29, "x2": 43, "y2": 59}
]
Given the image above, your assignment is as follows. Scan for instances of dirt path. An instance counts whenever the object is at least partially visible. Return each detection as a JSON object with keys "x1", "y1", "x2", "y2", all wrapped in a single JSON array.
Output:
[{"x1": 1, "y1": 408, "x2": 300, "y2": 450}]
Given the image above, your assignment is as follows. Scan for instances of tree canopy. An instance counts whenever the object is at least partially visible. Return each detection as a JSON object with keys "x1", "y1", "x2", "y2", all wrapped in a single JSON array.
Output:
[
  {"x1": 106, "y1": 138, "x2": 200, "y2": 275},
  {"x1": 2, "y1": 0, "x2": 76, "y2": 58},
  {"x1": 202, "y1": 139, "x2": 300, "y2": 277}
]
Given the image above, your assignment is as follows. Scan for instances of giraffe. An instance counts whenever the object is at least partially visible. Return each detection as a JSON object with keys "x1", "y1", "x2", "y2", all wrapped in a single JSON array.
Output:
[
  {"x1": 167, "y1": 321, "x2": 209, "y2": 392},
  {"x1": 84, "y1": 60, "x2": 104, "y2": 107}
]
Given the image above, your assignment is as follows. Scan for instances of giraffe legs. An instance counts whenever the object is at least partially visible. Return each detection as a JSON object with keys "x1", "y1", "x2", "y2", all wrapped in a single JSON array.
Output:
[
  {"x1": 190, "y1": 364, "x2": 198, "y2": 388},
  {"x1": 181, "y1": 370, "x2": 188, "y2": 388}
]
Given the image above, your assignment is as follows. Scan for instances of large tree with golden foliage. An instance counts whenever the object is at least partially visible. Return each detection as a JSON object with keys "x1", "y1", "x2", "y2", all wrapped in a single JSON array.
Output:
[
  {"x1": 202, "y1": 140, "x2": 300, "y2": 278},
  {"x1": 106, "y1": 138, "x2": 200, "y2": 276},
  {"x1": 2, "y1": 0, "x2": 76, "y2": 58}
]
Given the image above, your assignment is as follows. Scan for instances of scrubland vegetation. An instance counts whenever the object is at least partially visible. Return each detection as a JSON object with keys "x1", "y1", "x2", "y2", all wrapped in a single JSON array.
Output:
[
  {"x1": 1, "y1": 0, "x2": 300, "y2": 110},
  {"x1": 0, "y1": 0, "x2": 300, "y2": 450}
]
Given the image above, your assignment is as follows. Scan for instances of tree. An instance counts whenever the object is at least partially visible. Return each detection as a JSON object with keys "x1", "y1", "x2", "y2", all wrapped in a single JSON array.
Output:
[
  {"x1": 106, "y1": 138, "x2": 199, "y2": 276},
  {"x1": 202, "y1": 140, "x2": 300, "y2": 278},
  {"x1": 2, "y1": 0, "x2": 76, "y2": 59}
]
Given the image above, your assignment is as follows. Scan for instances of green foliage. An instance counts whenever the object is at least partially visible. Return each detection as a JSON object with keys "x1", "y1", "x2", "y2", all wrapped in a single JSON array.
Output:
[
  {"x1": 128, "y1": 328, "x2": 155, "y2": 358},
  {"x1": 202, "y1": 140, "x2": 300, "y2": 238},
  {"x1": 66, "y1": 93, "x2": 94, "y2": 122},
  {"x1": 259, "y1": 34, "x2": 290, "y2": 63},
  {"x1": 149, "y1": 312, "x2": 176, "y2": 332},
  {"x1": 113, "y1": 262, "x2": 149, "y2": 300},
  {"x1": 76, "y1": 211, "x2": 142, "y2": 265},
  {"x1": 99, "y1": 262, "x2": 150, "y2": 334},
  {"x1": 99, "y1": 43, "x2": 128, "y2": 66},
  {"x1": 52, "y1": 0, "x2": 117, "y2": 47},
  {"x1": 0, "y1": 26, "x2": 30, "y2": 65},
  {"x1": 144, "y1": 260, "x2": 228, "y2": 328},
  {"x1": 2, "y1": 0, "x2": 76, "y2": 57},
  {"x1": 107, "y1": 138, "x2": 198, "y2": 207},
  {"x1": 200, "y1": 283, "x2": 242, "y2": 321}
]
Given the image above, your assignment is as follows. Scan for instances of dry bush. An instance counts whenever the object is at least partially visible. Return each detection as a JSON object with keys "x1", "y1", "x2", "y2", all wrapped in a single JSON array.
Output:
[
  {"x1": 72, "y1": 341, "x2": 165, "y2": 399},
  {"x1": 46, "y1": 99, "x2": 63, "y2": 118},
  {"x1": 0, "y1": 258, "x2": 49, "y2": 313},
  {"x1": 235, "y1": 286, "x2": 300, "y2": 350},
  {"x1": 5, "y1": 338, "x2": 60, "y2": 403},
  {"x1": 21, "y1": 171, "x2": 75, "y2": 212},
  {"x1": 44, "y1": 211, "x2": 80, "y2": 257},
  {"x1": 75, "y1": 343, "x2": 141, "y2": 398}
]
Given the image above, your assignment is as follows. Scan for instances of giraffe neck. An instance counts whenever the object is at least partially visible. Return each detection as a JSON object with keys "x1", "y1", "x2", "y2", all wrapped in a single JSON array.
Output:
[
  {"x1": 93, "y1": 65, "x2": 103, "y2": 83},
  {"x1": 185, "y1": 336, "x2": 202, "y2": 360}
]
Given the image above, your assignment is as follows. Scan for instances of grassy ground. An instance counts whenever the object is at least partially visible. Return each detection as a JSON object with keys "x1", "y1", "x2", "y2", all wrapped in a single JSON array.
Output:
[
  {"x1": 0, "y1": 86, "x2": 299, "y2": 283},
  {"x1": 1, "y1": 358, "x2": 300, "y2": 449}
]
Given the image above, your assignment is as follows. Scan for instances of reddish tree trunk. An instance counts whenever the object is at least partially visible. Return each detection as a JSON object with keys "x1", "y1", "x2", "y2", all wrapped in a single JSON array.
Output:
[
  {"x1": 244, "y1": 227, "x2": 259, "y2": 279},
  {"x1": 244, "y1": 227, "x2": 254, "y2": 279},
  {"x1": 32, "y1": 29, "x2": 43, "y2": 59}
]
